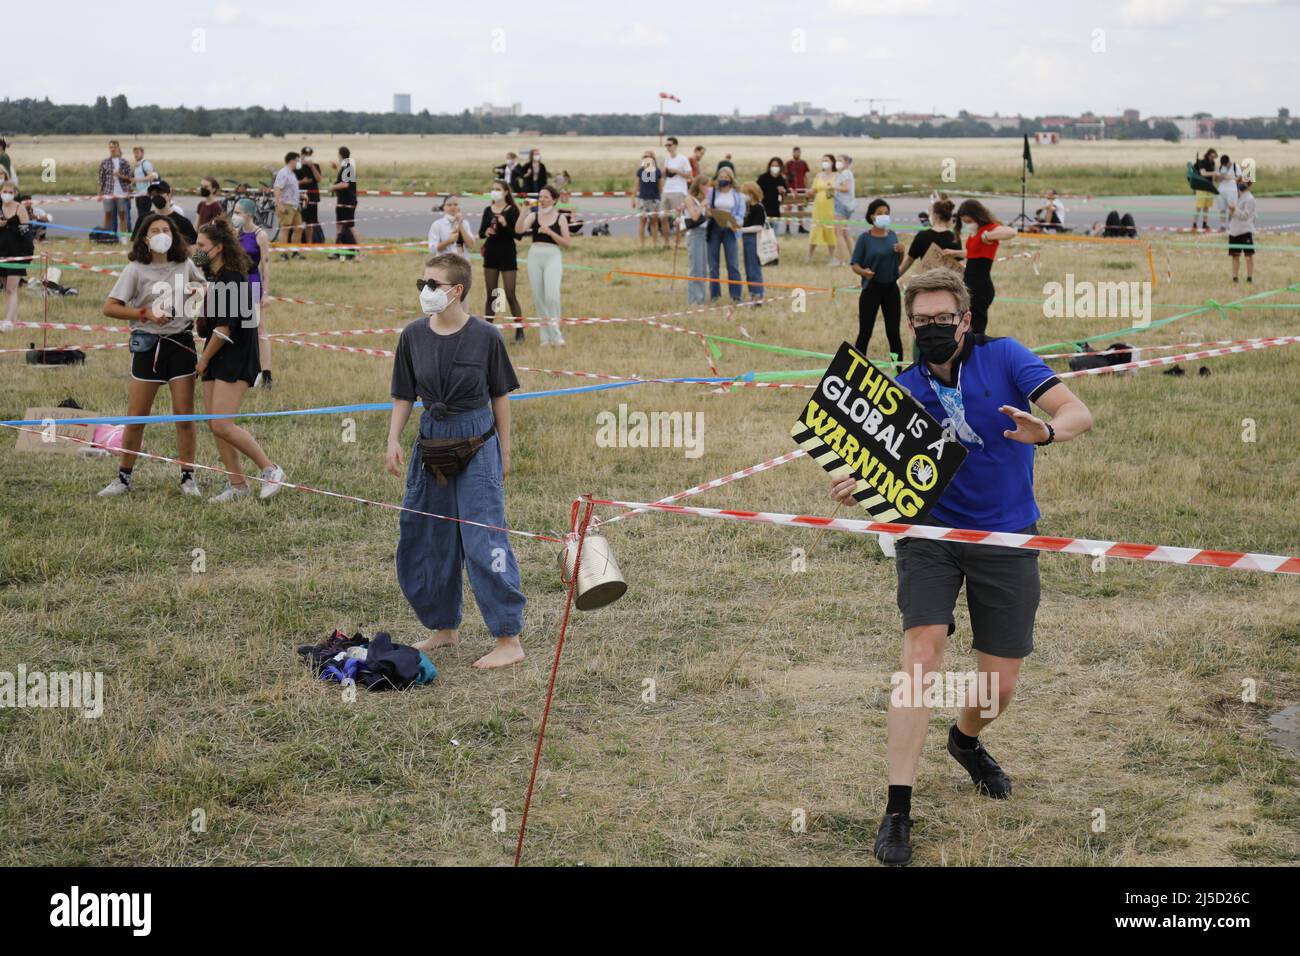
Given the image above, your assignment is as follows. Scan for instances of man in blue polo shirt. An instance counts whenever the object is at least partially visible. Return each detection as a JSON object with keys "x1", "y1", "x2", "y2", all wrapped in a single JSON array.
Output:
[{"x1": 831, "y1": 268, "x2": 1094, "y2": 866}]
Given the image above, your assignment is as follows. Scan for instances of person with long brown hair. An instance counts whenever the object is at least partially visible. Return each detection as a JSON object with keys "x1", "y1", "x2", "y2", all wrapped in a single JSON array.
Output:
[
  {"x1": 952, "y1": 199, "x2": 1016, "y2": 334},
  {"x1": 192, "y1": 217, "x2": 285, "y2": 502},
  {"x1": 98, "y1": 214, "x2": 206, "y2": 498},
  {"x1": 477, "y1": 178, "x2": 524, "y2": 342}
]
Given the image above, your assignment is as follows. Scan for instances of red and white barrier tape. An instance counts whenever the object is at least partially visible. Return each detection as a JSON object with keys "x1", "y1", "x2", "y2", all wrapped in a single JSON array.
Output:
[
  {"x1": 1036, "y1": 336, "x2": 1292, "y2": 361},
  {"x1": 588, "y1": 498, "x2": 1300, "y2": 574},
  {"x1": 595, "y1": 450, "x2": 806, "y2": 528},
  {"x1": 0, "y1": 421, "x2": 563, "y2": 543},
  {"x1": 1058, "y1": 335, "x2": 1300, "y2": 378}
]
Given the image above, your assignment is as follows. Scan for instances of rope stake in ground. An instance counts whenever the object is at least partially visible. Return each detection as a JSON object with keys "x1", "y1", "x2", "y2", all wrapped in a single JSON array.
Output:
[
  {"x1": 515, "y1": 497, "x2": 596, "y2": 867},
  {"x1": 587, "y1": 499, "x2": 1300, "y2": 574}
]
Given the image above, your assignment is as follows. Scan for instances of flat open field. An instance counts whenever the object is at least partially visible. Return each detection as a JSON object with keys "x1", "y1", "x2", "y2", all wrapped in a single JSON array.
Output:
[
  {"x1": 11, "y1": 134, "x2": 1300, "y2": 198},
  {"x1": 2, "y1": 214, "x2": 1299, "y2": 864}
]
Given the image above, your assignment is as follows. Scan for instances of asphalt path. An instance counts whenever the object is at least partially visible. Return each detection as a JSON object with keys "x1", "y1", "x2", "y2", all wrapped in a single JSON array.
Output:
[{"x1": 30, "y1": 191, "x2": 1300, "y2": 246}]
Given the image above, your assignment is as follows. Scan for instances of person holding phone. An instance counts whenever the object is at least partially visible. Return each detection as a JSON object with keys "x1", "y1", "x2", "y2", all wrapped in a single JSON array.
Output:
[
  {"x1": 478, "y1": 179, "x2": 524, "y2": 342},
  {"x1": 97, "y1": 214, "x2": 206, "y2": 499},
  {"x1": 427, "y1": 195, "x2": 475, "y2": 262}
]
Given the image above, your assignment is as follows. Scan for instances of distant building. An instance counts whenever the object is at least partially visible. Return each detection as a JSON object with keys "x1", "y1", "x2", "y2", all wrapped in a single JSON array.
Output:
[
  {"x1": 769, "y1": 102, "x2": 843, "y2": 127},
  {"x1": 890, "y1": 112, "x2": 950, "y2": 128},
  {"x1": 1148, "y1": 116, "x2": 1214, "y2": 138},
  {"x1": 393, "y1": 93, "x2": 411, "y2": 115},
  {"x1": 473, "y1": 102, "x2": 523, "y2": 118},
  {"x1": 973, "y1": 114, "x2": 1023, "y2": 131}
]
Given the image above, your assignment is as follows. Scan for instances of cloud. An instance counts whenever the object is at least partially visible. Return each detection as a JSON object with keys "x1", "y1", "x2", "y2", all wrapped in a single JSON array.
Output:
[
  {"x1": 1117, "y1": 0, "x2": 1280, "y2": 25},
  {"x1": 830, "y1": 0, "x2": 956, "y2": 14}
]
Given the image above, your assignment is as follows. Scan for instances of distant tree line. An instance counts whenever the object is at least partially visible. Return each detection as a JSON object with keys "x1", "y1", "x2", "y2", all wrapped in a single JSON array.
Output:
[{"x1": 0, "y1": 96, "x2": 1293, "y2": 141}]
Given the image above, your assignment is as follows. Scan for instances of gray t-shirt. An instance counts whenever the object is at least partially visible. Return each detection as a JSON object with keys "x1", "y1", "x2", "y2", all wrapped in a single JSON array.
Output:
[
  {"x1": 108, "y1": 259, "x2": 205, "y2": 334},
  {"x1": 390, "y1": 315, "x2": 520, "y2": 414},
  {"x1": 274, "y1": 166, "x2": 301, "y2": 206}
]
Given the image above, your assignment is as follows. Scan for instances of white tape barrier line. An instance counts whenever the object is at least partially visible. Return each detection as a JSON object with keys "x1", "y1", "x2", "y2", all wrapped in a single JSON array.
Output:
[
  {"x1": 595, "y1": 450, "x2": 807, "y2": 529},
  {"x1": 588, "y1": 499, "x2": 1300, "y2": 574}
]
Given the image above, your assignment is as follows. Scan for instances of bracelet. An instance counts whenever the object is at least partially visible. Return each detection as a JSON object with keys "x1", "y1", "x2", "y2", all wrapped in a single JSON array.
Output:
[{"x1": 1035, "y1": 423, "x2": 1056, "y2": 447}]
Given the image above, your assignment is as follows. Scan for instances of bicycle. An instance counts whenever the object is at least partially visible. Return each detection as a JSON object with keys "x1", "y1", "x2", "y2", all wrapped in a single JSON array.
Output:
[{"x1": 221, "y1": 179, "x2": 280, "y2": 237}]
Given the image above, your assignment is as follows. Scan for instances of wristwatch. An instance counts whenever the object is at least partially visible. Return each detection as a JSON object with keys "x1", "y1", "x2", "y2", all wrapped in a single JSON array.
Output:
[{"x1": 1035, "y1": 423, "x2": 1056, "y2": 447}]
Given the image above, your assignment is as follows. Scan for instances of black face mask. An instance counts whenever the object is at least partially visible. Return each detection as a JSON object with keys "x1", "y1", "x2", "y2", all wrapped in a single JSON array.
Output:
[
  {"x1": 915, "y1": 323, "x2": 961, "y2": 364},
  {"x1": 199, "y1": 187, "x2": 211, "y2": 198},
  {"x1": 151, "y1": 194, "x2": 167, "y2": 209}
]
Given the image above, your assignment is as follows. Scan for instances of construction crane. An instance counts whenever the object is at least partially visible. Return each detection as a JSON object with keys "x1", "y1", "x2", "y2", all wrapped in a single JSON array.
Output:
[{"x1": 854, "y1": 97, "x2": 901, "y2": 117}]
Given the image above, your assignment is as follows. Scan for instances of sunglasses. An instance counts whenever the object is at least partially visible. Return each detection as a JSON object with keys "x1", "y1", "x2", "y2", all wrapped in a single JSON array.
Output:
[{"x1": 415, "y1": 278, "x2": 457, "y2": 292}]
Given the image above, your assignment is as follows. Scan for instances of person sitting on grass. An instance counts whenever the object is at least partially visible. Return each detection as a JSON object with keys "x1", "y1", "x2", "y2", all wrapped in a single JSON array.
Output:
[{"x1": 386, "y1": 253, "x2": 526, "y2": 670}]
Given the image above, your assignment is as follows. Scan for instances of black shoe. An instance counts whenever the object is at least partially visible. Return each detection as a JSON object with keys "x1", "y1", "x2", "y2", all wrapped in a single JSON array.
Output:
[
  {"x1": 798, "y1": 225, "x2": 809, "y2": 235},
  {"x1": 1163, "y1": 365, "x2": 1186, "y2": 377},
  {"x1": 259, "y1": 370, "x2": 273, "y2": 390},
  {"x1": 291, "y1": 251, "x2": 305, "y2": 260},
  {"x1": 513, "y1": 328, "x2": 525, "y2": 343},
  {"x1": 873, "y1": 812, "x2": 913, "y2": 866},
  {"x1": 947, "y1": 725, "x2": 1012, "y2": 799}
]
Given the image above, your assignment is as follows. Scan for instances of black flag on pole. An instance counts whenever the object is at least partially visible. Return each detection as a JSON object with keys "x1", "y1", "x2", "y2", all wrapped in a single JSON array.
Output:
[{"x1": 1022, "y1": 134, "x2": 1035, "y2": 175}]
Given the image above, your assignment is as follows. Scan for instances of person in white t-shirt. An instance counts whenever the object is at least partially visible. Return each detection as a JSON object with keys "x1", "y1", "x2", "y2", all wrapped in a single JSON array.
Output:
[
  {"x1": 1214, "y1": 156, "x2": 1240, "y2": 232},
  {"x1": 427, "y1": 196, "x2": 475, "y2": 261},
  {"x1": 661, "y1": 136, "x2": 693, "y2": 236}
]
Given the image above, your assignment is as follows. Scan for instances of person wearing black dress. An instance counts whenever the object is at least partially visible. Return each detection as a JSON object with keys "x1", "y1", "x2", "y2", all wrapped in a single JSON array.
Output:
[
  {"x1": 192, "y1": 218, "x2": 285, "y2": 503},
  {"x1": 0, "y1": 177, "x2": 33, "y2": 331},
  {"x1": 478, "y1": 179, "x2": 524, "y2": 342}
]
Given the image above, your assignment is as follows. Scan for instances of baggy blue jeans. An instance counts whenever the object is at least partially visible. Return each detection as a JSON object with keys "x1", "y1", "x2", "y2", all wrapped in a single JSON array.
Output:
[
  {"x1": 707, "y1": 227, "x2": 742, "y2": 302},
  {"x1": 396, "y1": 403, "x2": 526, "y2": 637}
]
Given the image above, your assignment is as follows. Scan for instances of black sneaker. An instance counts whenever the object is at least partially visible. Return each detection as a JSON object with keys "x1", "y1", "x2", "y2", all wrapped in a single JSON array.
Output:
[
  {"x1": 947, "y1": 725, "x2": 1012, "y2": 799},
  {"x1": 513, "y1": 328, "x2": 525, "y2": 343},
  {"x1": 873, "y1": 812, "x2": 913, "y2": 866}
]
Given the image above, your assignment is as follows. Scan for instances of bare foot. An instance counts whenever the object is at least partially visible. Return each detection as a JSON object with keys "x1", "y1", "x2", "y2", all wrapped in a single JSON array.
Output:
[
  {"x1": 473, "y1": 637, "x2": 525, "y2": 669},
  {"x1": 413, "y1": 629, "x2": 459, "y2": 652}
]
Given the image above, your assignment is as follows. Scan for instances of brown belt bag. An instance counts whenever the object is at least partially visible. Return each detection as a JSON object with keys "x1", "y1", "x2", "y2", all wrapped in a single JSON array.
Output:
[{"x1": 417, "y1": 425, "x2": 496, "y2": 487}]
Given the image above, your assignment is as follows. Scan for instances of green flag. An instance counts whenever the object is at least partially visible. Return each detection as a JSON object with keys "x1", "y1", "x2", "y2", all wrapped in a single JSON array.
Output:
[{"x1": 1022, "y1": 134, "x2": 1035, "y2": 175}]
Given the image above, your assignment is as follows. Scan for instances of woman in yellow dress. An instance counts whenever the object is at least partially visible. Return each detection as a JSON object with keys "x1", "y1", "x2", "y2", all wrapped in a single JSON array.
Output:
[{"x1": 808, "y1": 153, "x2": 838, "y2": 263}]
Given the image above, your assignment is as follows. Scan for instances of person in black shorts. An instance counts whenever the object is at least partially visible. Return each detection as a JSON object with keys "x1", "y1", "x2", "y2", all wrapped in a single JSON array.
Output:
[
  {"x1": 298, "y1": 146, "x2": 323, "y2": 245},
  {"x1": 192, "y1": 218, "x2": 285, "y2": 503},
  {"x1": 829, "y1": 268, "x2": 1095, "y2": 866},
  {"x1": 478, "y1": 178, "x2": 524, "y2": 342},
  {"x1": 1228, "y1": 178, "x2": 1256, "y2": 283},
  {"x1": 98, "y1": 214, "x2": 206, "y2": 498},
  {"x1": 328, "y1": 146, "x2": 359, "y2": 260}
]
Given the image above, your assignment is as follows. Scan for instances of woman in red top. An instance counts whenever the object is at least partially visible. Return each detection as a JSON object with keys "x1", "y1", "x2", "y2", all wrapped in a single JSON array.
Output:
[{"x1": 950, "y1": 199, "x2": 1016, "y2": 334}]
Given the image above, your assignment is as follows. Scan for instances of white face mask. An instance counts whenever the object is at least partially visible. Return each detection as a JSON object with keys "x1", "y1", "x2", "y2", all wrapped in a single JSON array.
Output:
[
  {"x1": 821, "y1": 161, "x2": 832, "y2": 170},
  {"x1": 231, "y1": 214, "x2": 246, "y2": 229},
  {"x1": 489, "y1": 190, "x2": 504, "y2": 202},
  {"x1": 148, "y1": 232, "x2": 173, "y2": 254},
  {"x1": 874, "y1": 214, "x2": 891, "y2": 228},
  {"x1": 0, "y1": 192, "x2": 14, "y2": 204},
  {"x1": 419, "y1": 285, "x2": 451, "y2": 315},
  {"x1": 769, "y1": 166, "x2": 781, "y2": 176}
]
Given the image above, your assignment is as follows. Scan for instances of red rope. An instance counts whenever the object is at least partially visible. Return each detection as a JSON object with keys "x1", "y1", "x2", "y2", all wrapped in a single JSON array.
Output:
[{"x1": 514, "y1": 496, "x2": 596, "y2": 866}]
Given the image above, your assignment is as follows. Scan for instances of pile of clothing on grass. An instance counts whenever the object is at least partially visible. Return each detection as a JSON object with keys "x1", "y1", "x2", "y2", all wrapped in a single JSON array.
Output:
[{"x1": 298, "y1": 630, "x2": 436, "y2": 690}]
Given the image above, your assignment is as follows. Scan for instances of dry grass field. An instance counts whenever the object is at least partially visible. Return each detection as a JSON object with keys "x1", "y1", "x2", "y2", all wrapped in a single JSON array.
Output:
[
  {"x1": 12, "y1": 134, "x2": 1300, "y2": 197},
  {"x1": 1, "y1": 179, "x2": 1299, "y2": 865}
]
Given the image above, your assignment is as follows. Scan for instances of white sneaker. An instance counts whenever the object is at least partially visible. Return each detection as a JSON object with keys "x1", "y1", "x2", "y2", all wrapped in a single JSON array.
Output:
[
  {"x1": 259, "y1": 464, "x2": 286, "y2": 499},
  {"x1": 554, "y1": 336, "x2": 566, "y2": 346},
  {"x1": 0, "y1": 319, "x2": 14, "y2": 333},
  {"x1": 210, "y1": 481, "x2": 251, "y2": 503},
  {"x1": 179, "y1": 474, "x2": 202, "y2": 497},
  {"x1": 97, "y1": 476, "x2": 131, "y2": 498}
]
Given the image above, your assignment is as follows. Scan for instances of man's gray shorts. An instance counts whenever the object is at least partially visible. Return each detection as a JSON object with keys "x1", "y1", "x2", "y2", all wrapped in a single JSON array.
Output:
[{"x1": 895, "y1": 523, "x2": 1041, "y2": 659}]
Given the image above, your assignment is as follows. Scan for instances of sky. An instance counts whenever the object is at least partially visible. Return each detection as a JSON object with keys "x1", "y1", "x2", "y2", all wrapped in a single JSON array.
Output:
[{"x1": 12, "y1": 0, "x2": 1299, "y2": 119}]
